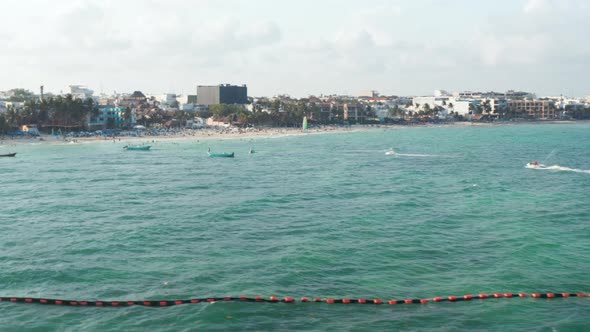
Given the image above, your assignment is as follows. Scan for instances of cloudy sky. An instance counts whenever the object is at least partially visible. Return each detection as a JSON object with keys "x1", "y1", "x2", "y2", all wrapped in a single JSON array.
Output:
[{"x1": 1, "y1": 0, "x2": 589, "y2": 97}]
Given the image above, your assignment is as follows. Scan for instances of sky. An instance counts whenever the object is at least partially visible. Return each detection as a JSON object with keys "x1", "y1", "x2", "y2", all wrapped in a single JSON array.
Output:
[{"x1": 1, "y1": 0, "x2": 589, "y2": 97}]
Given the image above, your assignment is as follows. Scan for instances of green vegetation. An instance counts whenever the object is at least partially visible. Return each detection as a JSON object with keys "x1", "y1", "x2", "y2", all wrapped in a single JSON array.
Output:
[
  {"x1": 0, "y1": 113, "x2": 9, "y2": 134},
  {"x1": 3, "y1": 94, "x2": 98, "y2": 130}
]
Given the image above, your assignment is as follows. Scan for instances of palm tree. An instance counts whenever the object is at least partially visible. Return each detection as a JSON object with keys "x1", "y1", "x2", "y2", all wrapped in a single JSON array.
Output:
[
  {"x1": 0, "y1": 113, "x2": 9, "y2": 134},
  {"x1": 123, "y1": 107, "x2": 132, "y2": 126},
  {"x1": 5, "y1": 105, "x2": 21, "y2": 129}
]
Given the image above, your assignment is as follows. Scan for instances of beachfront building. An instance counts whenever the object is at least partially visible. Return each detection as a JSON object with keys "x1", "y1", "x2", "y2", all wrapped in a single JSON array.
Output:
[
  {"x1": 373, "y1": 105, "x2": 390, "y2": 121},
  {"x1": 507, "y1": 99, "x2": 556, "y2": 119},
  {"x1": 197, "y1": 84, "x2": 248, "y2": 106},
  {"x1": 343, "y1": 103, "x2": 366, "y2": 122},
  {"x1": 319, "y1": 102, "x2": 334, "y2": 121},
  {"x1": 116, "y1": 91, "x2": 147, "y2": 108},
  {"x1": 412, "y1": 93, "x2": 454, "y2": 109},
  {"x1": 88, "y1": 107, "x2": 132, "y2": 129},
  {"x1": 452, "y1": 100, "x2": 480, "y2": 116}
]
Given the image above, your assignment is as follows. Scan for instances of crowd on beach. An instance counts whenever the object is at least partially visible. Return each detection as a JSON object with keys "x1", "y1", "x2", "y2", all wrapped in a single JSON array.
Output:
[
  {"x1": 2, "y1": 121, "x2": 573, "y2": 147},
  {"x1": 1, "y1": 124, "x2": 360, "y2": 146}
]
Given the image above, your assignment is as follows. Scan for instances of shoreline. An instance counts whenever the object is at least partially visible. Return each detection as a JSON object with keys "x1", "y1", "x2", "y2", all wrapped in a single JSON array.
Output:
[{"x1": 0, "y1": 120, "x2": 586, "y2": 147}]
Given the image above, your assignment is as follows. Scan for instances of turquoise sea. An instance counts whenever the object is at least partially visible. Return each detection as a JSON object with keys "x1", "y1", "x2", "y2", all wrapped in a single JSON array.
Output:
[{"x1": 1, "y1": 123, "x2": 589, "y2": 331}]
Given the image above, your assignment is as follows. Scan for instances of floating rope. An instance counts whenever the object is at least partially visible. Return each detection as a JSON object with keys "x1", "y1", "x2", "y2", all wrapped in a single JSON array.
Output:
[{"x1": 0, "y1": 293, "x2": 587, "y2": 307}]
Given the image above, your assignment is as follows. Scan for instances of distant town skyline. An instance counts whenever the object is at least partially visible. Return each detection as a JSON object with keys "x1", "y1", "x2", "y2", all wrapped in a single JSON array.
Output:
[{"x1": 1, "y1": 0, "x2": 589, "y2": 97}]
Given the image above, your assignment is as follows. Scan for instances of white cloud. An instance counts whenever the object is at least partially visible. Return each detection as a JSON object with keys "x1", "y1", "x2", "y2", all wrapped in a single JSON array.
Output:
[
  {"x1": 1, "y1": 0, "x2": 589, "y2": 97},
  {"x1": 524, "y1": 0, "x2": 589, "y2": 14},
  {"x1": 523, "y1": 0, "x2": 551, "y2": 13}
]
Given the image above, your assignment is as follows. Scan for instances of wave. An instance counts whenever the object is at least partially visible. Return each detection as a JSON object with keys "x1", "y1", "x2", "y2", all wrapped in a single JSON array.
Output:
[{"x1": 526, "y1": 164, "x2": 590, "y2": 174}]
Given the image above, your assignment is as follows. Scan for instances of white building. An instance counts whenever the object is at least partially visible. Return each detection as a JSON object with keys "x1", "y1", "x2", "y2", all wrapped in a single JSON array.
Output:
[
  {"x1": 451, "y1": 100, "x2": 480, "y2": 116},
  {"x1": 154, "y1": 93, "x2": 179, "y2": 108},
  {"x1": 68, "y1": 85, "x2": 93, "y2": 99},
  {"x1": 412, "y1": 96, "x2": 451, "y2": 110}
]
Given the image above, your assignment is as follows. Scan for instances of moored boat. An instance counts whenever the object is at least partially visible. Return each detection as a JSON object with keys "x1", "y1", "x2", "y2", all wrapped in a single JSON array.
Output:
[
  {"x1": 0, "y1": 152, "x2": 17, "y2": 157},
  {"x1": 124, "y1": 145, "x2": 151, "y2": 151},
  {"x1": 207, "y1": 148, "x2": 234, "y2": 158}
]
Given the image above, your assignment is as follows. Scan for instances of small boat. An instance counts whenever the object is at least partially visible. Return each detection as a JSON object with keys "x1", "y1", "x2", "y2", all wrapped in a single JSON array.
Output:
[
  {"x1": 385, "y1": 148, "x2": 396, "y2": 155},
  {"x1": 526, "y1": 161, "x2": 545, "y2": 169},
  {"x1": 208, "y1": 148, "x2": 234, "y2": 158},
  {"x1": 124, "y1": 145, "x2": 151, "y2": 151},
  {"x1": 249, "y1": 148, "x2": 255, "y2": 154},
  {"x1": 0, "y1": 152, "x2": 16, "y2": 157}
]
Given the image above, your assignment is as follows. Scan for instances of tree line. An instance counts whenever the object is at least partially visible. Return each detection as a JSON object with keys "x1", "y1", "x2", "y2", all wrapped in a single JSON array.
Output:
[{"x1": 0, "y1": 94, "x2": 98, "y2": 134}]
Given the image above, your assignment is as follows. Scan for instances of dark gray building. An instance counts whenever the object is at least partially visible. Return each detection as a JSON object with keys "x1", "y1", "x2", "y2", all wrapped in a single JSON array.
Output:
[{"x1": 197, "y1": 84, "x2": 248, "y2": 105}]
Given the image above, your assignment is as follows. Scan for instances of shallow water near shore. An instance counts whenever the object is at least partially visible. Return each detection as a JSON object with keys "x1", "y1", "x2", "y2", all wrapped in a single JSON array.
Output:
[{"x1": 1, "y1": 123, "x2": 589, "y2": 331}]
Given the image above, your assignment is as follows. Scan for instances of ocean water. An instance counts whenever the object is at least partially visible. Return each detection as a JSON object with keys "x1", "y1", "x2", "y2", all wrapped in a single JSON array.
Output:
[{"x1": 1, "y1": 123, "x2": 589, "y2": 331}]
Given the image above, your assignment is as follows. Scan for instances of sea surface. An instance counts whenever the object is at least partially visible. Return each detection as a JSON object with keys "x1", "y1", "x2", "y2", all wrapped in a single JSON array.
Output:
[{"x1": 1, "y1": 123, "x2": 589, "y2": 331}]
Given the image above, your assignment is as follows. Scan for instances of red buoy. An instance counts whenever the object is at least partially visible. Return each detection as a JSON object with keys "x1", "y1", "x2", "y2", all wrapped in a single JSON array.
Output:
[
  {"x1": 388, "y1": 300, "x2": 397, "y2": 305},
  {"x1": 420, "y1": 299, "x2": 429, "y2": 304},
  {"x1": 478, "y1": 294, "x2": 488, "y2": 299},
  {"x1": 464, "y1": 295, "x2": 473, "y2": 300},
  {"x1": 326, "y1": 298, "x2": 335, "y2": 304},
  {"x1": 300, "y1": 297, "x2": 310, "y2": 302},
  {"x1": 518, "y1": 293, "x2": 527, "y2": 297},
  {"x1": 284, "y1": 297, "x2": 294, "y2": 303},
  {"x1": 342, "y1": 298, "x2": 351, "y2": 304},
  {"x1": 448, "y1": 296, "x2": 457, "y2": 301},
  {"x1": 433, "y1": 297, "x2": 442, "y2": 302},
  {"x1": 373, "y1": 299, "x2": 383, "y2": 305},
  {"x1": 404, "y1": 299, "x2": 413, "y2": 304},
  {"x1": 358, "y1": 298, "x2": 367, "y2": 304}
]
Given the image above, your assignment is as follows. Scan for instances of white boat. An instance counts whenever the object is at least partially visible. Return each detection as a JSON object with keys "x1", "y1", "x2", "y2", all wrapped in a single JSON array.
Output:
[
  {"x1": 525, "y1": 162, "x2": 545, "y2": 169},
  {"x1": 385, "y1": 148, "x2": 396, "y2": 155}
]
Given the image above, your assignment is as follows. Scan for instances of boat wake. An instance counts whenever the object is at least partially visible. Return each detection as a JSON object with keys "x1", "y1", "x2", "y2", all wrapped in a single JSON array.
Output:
[
  {"x1": 525, "y1": 164, "x2": 590, "y2": 174},
  {"x1": 385, "y1": 149, "x2": 436, "y2": 157}
]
